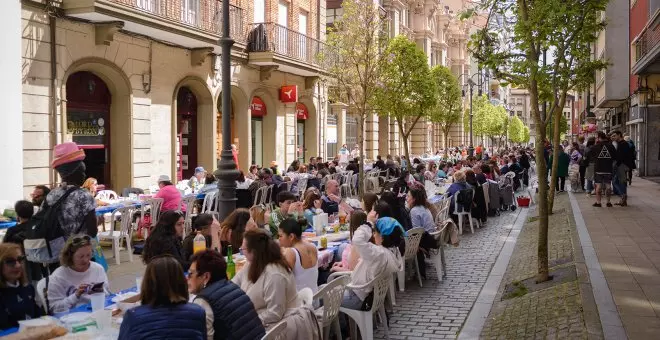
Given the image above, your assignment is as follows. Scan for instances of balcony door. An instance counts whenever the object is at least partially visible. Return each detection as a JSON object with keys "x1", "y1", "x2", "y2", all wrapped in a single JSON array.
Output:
[
  {"x1": 277, "y1": 1, "x2": 288, "y2": 54},
  {"x1": 253, "y1": 0, "x2": 265, "y2": 23},
  {"x1": 298, "y1": 12, "x2": 308, "y2": 61},
  {"x1": 181, "y1": 0, "x2": 199, "y2": 26}
]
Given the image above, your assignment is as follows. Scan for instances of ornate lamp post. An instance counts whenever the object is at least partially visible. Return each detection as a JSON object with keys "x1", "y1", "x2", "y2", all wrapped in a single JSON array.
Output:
[
  {"x1": 460, "y1": 71, "x2": 486, "y2": 156},
  {"x1": 214, "y1": 0, "x2": 239, "y2": 221}
]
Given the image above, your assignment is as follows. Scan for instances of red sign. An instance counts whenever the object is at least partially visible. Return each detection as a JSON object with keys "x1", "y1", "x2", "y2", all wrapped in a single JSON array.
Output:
[
  {"x1": 250, "y1": 96, "x2": 266, "y2": 117},
  {"x1": 296, "y1": 103, "x2": 308, "y2": 120},
  {"x1": 280, "y1": 85, "x2": 298, "y2": 103}
]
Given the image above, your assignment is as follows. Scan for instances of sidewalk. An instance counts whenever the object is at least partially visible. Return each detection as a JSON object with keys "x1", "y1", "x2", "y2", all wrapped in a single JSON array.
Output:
[{"x1": 573, "y1": 177, "x2": 660, "y2": 340}]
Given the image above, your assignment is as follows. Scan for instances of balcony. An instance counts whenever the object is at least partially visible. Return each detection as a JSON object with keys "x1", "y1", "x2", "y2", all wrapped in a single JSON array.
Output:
[
  {"x1": 632, "y1": 9, "x2": 660, "y2": 75},
  {"x1": 246, "y1": 23, "x2": 329, "y2": 76},
  {"x1": 62, "y1": 0, "x2": 246, "y2": 54}
]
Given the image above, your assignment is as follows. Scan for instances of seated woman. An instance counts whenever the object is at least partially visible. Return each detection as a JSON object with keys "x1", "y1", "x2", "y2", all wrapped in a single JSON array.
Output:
[
  {"x1": 119, "y1": 256, "x2": 206, "y2": 340},
  {"x1": 361, "y1": 192, "x2": 378, "y2": 212},
  {"x1": 278, "y1": 218, "x2": 318, "y2": 293},
  {"x1": 302, "y1": 191, "x2": 323, "y2": 228},
  {"x1": 0, "y1": 244, "x2": 43, "y2": 330},
  {"x1": 198, "y1": 173, "x2": 219, "y2": 194},
  {"x1": 267, "y1": 191, "x2": 302, "y2": 238},
  {"x1": 219, "y1": 208, "x2": 257, "y2": 256},
  {"x1": 47, "y1": 235, "x2": 109, "y2": 312},
  {"x1": 235, "y1": 171, "x2": 254, "y2": 190},
  {"x1": 424, "y1": 163, "x2": 437, "y2": 181},
  {"x1": 142, "y1": 211, "x2": 191, "y2": 271},
  {"x1": 182, "y1": 213, "x2": 217, "y2": 261},
  {"x1": 154, "y1": 175, "x2": 183, "y2": 212},
  {"x1": 232, "y1": 229, "x2": 300, "y2": 328},
  {"x1": 342, "y1": 212, "x2": 404, "y2": 310},
  {"x1": 407, "y1": 186, "x2": 442, "y2": 279},
  {"x1": 188, "y1": 250, "x2": 266, "y2": 340},
  {"x1": 82, "y1": 178, "x2": 108, "y2": 206},
  {"x1": 379, "y1": 191, "x2": 411, "y2": 230},
  {"x1": 446, "y1": 170, "x2": 474, "y2": 218},
  {"x1": 331, "y1": 211, "x2": 367, "y2": 273}
]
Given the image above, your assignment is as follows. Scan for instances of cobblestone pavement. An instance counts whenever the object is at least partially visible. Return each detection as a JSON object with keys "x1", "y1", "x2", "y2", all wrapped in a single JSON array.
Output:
[
  {"x1": 374, "y1": 208, "x2": 522, "y2": 339},
  {"x1": 480, "y1": 194, "x2": 591, "y2": 340}
]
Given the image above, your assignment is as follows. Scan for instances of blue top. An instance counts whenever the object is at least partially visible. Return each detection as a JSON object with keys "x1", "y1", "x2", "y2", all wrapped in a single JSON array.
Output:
[
  {"x1": 118, "y1": 303, "x2": 206, "y2": 340},
  {"x1": 447, "y1": 182, "x2": 473, "y2": 213},
  {"x1": 303, "y1": 208, "x2": 316, "y2": 227},
  {"x1": 436, "y1": 170, "x2": 447, "y2": 179},
  {"x1": 410, "y1": 206, "x2": 436, "y2": 233}
]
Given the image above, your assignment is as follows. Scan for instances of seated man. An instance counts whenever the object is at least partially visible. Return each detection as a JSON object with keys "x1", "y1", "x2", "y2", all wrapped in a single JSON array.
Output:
[
  {"x1": 321, "y1": 180, "x2": 341, "y2": 215},
  {"x1": 267, "y1": 191, "x2": 302, "y2": 237}
]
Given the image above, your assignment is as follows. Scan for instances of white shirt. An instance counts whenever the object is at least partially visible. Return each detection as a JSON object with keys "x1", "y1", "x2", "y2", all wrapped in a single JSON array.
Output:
[{"x1": 47, "y1": 262, "x2": 109, "y2": 311}]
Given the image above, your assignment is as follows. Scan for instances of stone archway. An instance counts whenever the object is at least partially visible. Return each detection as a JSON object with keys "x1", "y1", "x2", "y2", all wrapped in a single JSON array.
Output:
[
  {"x1": 61, "y1": 58, "x2": 133, "y2": 191},
  {"x1": 172, "y1": 76, "x2": 214, "y2": 179}
]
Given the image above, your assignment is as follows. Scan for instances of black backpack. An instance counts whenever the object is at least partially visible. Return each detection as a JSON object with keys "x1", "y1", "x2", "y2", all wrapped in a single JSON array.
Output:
[
  {"x1": 455, "y1": 189, "x2": 473, "y2": 212},
  {"x1": 23, "y1": 187, "x2": 78, "y2": 264}
]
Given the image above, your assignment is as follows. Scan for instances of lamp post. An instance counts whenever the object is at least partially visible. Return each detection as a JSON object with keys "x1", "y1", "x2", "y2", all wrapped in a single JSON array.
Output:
[
  {"x1": 214, "y1": 0, "x2": 239, "y2": 221},
  {"x1": 461, "y1": 71, "x2": 486, "y2": 156}
]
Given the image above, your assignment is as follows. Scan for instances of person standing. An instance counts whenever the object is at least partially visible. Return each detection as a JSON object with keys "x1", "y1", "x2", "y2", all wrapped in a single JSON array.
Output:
[
  {"x1": 577, "y1": 136, "x2": 587, "y2": 191},
  {"x1": 624, "y1": 135, "x2": 636, "y2": 185},
  {"x1": 610, "y1": 131, "x2": 635, "y2": 206},
  {"x1": 549, "y1": 147, "x2": 570, "y2": 193},
  {"x1": 338, "y1": 144, "x2": 349, "y2": 168},
  {"x1": 588, "y1": 132, "x2": 616, "y2": 207}
]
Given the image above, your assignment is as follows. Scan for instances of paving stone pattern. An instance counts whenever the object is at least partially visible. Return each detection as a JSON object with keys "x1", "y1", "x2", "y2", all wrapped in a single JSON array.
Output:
[
  {"x1": 374, "y1": 209, "x2": 521, "y2": 340},
  {"x1": 480, "y1": 194, "x2": 589, "y2": 340}
]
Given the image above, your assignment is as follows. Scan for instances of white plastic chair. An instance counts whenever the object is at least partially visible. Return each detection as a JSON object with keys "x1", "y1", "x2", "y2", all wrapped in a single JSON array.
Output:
[
  {"x1": 201, "y1": 190, "x2": 218, "y2": 213},
  {"x1": 297, "y1": 287, "x2": 314, "y2": 306},
  {"x1": 253, "y1": 185, "x2": 269, "y2": 206},
  {"x1": 298, "y1": 178, "x2": 309, "y2": 198},
  {"x1": 98, "y1": 205, "x2": 135, "y2": 265},
  {"x1": 397, "y1": 227, "x2": 424, "y2": 292},
  {"x1": 144, "y1": 198, "x2": 164, "y2": 227},
  {"x1": 261, "y1": 320, "x2": 287, "y2": 340},
  {"x1": 340, "y1": 271, "x2": 391, "y2": 340},
  {"x1": 36, "y1": 278, "x2": 47, "y2": 313},
  {"x1": 340, "y1": 183, "x2": 351, "y2": 199},
  {"x1": 453, "y1": 189, "x2": 476, "y2": 235},
  {"x1": 95, "y1": 190, "x2": 118, "y2": 201},
  {"x1": 430, "y1": 200, "x2": 453, "y2": 282},
  {"x1": 179, "y1": 195, "x2": 197, "y2": 237},
  {"x1": 313, "y1": 275, "x2": 349, "y2": 340}
]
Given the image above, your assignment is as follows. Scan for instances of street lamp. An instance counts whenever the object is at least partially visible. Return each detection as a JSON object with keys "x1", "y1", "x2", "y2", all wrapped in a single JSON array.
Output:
[
  {"x1": 214, "y1": 0, "x2": 239, "y2": 221},
  {"x1": 460, "y1": 71, "x2": 487, "y2": 156}
]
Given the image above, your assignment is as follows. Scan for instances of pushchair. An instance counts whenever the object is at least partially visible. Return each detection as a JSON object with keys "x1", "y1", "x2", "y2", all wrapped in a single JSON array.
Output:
[{"x1": 498, "y1": 172, "x2": 517, "y2": 211}]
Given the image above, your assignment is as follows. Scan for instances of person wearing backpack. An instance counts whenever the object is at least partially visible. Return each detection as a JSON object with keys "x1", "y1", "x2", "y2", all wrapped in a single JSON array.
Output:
[{"x1": 23, "y1": 142, "x2": 97, "y2": 271}]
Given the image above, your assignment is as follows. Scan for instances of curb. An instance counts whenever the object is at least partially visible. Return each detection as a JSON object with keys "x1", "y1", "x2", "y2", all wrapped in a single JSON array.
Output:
[
  {"x1": 458, "y1": 206, "x2": 528, "y2": 340},
  {"x1": 568, "y1": 192, "x2": 628, "y2": 340}
]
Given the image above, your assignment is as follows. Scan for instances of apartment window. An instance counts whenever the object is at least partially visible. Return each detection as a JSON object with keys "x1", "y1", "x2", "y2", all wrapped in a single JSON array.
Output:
[
  {"x1": 517, "y1": 111, "x2": 522, "y2": 117},
  {"x1": 181, "y1": 0, "x2": 199, "y2": 26},
  {"x1": 278, "y1": 1, "x2": 288, "y2": 27},
  {"x1": 254, "y1": 0, "x2": 265, "y2": 23}
]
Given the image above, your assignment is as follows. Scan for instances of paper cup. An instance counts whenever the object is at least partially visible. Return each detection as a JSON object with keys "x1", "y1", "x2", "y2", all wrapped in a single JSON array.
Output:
[
  {"x1": 92, "y1": 310, "x2": 112, "y2": 330},
  {"x1": 90, "y1": 293, "x2": 105, "y2": 312}
]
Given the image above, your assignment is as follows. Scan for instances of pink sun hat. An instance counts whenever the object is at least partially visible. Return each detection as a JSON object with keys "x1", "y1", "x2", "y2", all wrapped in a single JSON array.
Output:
[{"x1": 51, "y1": 142, "x2": 86, "y2": 168}]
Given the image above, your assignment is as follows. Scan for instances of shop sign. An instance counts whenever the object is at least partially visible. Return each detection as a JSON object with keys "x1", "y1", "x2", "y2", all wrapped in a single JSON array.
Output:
[
  {"x1": 280, "y1": 85, "x2": 298, "y2": 103},
  {"x1": 67, "y1": 118, "x2": 105, "y2": 137},
  {"x1": 296, "y1": 103, "x2": 308, "y2": 120},
  {"x1": 251, "y1": 96, "x2": 267, "y2": 117}
]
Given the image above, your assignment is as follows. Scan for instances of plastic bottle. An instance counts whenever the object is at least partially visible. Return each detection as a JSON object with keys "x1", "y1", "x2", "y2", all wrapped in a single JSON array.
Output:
[
  {"x1": 193, "y1": 232, "x2": 206, "y2": 254},
  {"x1": 226, "y1": 245, "x2": 236, "y2": 279}
]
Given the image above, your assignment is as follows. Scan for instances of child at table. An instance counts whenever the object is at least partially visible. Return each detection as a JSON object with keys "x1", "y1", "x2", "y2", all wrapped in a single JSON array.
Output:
[{"x1": 331, "y1": 211, "x2": 368, "y2": 273}]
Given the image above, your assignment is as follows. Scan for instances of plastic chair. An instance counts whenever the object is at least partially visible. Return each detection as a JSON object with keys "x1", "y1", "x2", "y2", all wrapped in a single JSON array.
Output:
[
  {"x1": 179, "y1": 195, "x2": 197, "y2": 237},
  {"x1": 98, "y1": 205, "x2": 136, "y2": 265},
  {"x1": 253, "y1": 185, "x2": 269, "y2": 206},
  {"x1": 201, "y1": 190, "x2": 218, "y2": 213},
  {"x1": 430, "y1": 201, "x2": 453, "y2": 282},
  {"x1": 96, "y1": 190, "x2": 118, "y2": 201},
  {"x1": 397, "y1": 227, "x2": 424, "y2": 292},
  {"x1": 340, "y1": 183, "x2": 351, "y2": 199},
  {"x1": 36, "y1": 278, "x2": 47, "y2": 313},
  {"x1": 313, "y1": 275, "x2": 349, "y2": 340},
  {"x1": 261, "y1": 320, "x2": 287, "y2": 340},
  {"x1": 297, "y1": 287, "x2": 314, "y2": 306},
  {"x1": 298, "y1": 178, "x2": 309, "y2": 198},
  {"x1": 453, "y1": 189, "x2": 476, "y2": 235},
  {"x1": 339, "y1": 271, "x2": 391, "y2": 340},
  {"x1": 144, "y1": 198, "x2": 164, "y2": 227}
]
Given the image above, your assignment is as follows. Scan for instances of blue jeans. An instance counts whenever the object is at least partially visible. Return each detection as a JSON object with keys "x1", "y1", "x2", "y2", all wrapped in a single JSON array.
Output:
[{"x1": 613, "y1": 165, "x2": 628, "y2": 196}]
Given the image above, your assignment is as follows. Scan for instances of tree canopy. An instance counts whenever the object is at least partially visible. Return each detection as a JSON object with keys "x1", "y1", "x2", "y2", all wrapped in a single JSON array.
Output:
[
  {"x1": 428, "y1": 65, "x2": 462, "y2": 148},
  {"x1": 508, "y1": 115, "x2": 525, "y2": 143}
]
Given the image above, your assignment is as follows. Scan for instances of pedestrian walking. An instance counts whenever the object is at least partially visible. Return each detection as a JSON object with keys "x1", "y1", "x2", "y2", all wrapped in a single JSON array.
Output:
[
  {"x1": 610, "y1": 131, "x2": 635, "y2": 206},
  {"x1": 588, "y1": 132, "x2": 616, "y2": 207}
]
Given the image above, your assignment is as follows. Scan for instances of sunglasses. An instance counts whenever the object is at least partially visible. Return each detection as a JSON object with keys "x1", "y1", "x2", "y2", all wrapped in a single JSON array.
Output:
[{"x1": 4, "y1": 256, "x2": 26, "y2": 267}]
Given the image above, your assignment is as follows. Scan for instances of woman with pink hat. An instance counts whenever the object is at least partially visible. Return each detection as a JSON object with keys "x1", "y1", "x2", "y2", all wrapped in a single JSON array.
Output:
[{"x1": 44, "y1": 142, "x2": 98, "y2": 238}]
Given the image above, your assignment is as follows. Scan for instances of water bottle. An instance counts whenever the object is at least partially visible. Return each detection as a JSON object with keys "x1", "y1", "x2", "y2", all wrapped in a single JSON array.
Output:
[{"x1": 193, "y1": 232, "x2": 206, "y2": 254}]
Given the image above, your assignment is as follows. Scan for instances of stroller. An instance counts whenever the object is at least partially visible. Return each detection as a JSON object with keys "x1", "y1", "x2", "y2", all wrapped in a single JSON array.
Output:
[{"x1": 497, "y1": 172, "x2": 517, "y2": 211}]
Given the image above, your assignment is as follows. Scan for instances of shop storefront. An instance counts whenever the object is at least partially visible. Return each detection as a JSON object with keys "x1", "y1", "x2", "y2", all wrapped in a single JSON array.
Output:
[
  {"x1": 176, "y1": 86, "x2": 198, "y2": 181},
  {"x1": 66, "y1": 71, "x2": 111, "y2": 186},
  {"x1": 296, "y1": 102, "x2": 308, "y2": 162},
  {"x1": 251, "y1": 96, "x2": 266, "y2": 166}
]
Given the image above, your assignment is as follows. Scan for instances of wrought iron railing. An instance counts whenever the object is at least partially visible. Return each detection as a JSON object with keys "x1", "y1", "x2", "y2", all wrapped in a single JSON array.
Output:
[
  {"x1": 246, "y1": 22, "x2": 329, "y2": 67},
  {"x1": 107, "y1": 0, "x2": 245, "y2": 41},
  {"x1": 634, "y1": 12, "x2": 660, "y2": 64}
]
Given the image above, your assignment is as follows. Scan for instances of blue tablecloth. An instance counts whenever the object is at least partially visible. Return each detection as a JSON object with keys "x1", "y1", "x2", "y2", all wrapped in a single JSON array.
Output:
[
  {"x1": 95, "y1": 202, "x2": 143, "y2": 216},
  {"x1": 0, "y1": 221, "x2": 17, "y2": 229},
  {"x1": 69, "y1": 287, "x2": 139, "y2": 313}
]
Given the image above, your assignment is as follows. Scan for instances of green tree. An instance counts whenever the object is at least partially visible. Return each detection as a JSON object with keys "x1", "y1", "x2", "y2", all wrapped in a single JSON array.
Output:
[
  {"x1": 469, "y1": 0, "x2": 608, "y2": 282},
  {"x1": 428, "y1": 66, "x2": 462, "y2": 154},
  {"x1": 484, "y1": 105, "x2": 508, "y2": 146},
  {"x1": 373, "y1": 36, "x2": 437, "y2": 160},
  {"x1": 546, "y1": 114, "x2": 569, "y2": 137},
  {"x1": 522, "y1": 126, "x2": 531, "y2": 144},
  {"x1": 508, "y1": 115, "x2": 525, "y2": 144},
  {"x1": 464, "y1": 95, "x2": 492, "y2": 138},
  {"x1": 325, "y1": 0, "x2": 387, "y2": 196}
]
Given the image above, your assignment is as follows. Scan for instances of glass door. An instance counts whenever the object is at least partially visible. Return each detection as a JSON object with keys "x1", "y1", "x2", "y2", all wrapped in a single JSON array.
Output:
[
  {"x1": 251, "y1": 118, "x2": 263, "y2": 166},
  {"x1": 297, "y1": 120, "x2": 305, "y2": 162}
]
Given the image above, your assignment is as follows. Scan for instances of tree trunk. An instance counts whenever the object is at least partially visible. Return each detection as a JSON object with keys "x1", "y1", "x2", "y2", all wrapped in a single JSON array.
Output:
[
  {"x1": 398, "y1": 121, "x2": 410, "y2": 164},
  {"x1": 547, "y1": 95, "x2": 566, "y2": 213},
  {"x1": 443, "y1": 130, "x2": 450, "y2": 157}
]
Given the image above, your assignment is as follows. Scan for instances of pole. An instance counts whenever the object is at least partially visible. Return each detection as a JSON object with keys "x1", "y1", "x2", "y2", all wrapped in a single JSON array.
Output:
[
  {"x1": 215, "y1": 0, "x2": 238, "y2": 221},
  {"x1": 469, "y1": 85, "x2": 474, "y2": 156}
]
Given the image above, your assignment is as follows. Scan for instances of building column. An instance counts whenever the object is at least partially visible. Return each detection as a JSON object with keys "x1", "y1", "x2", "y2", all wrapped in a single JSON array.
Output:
[
  {"x1": 378, "y1": 115, "x2": 390, "y2": 156},
  {"x1": 333, "y1": 104, "x2": 347, "y2": 148},
  {"x1": 1, "y1": 0, "x2": 23, "y2": 204},
  {"x1": 283, "y1": 103, "x2": 296, "y2": 167},
  {"x1": 365, "y1": 113, "x2": 378, "y2": 160}
]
